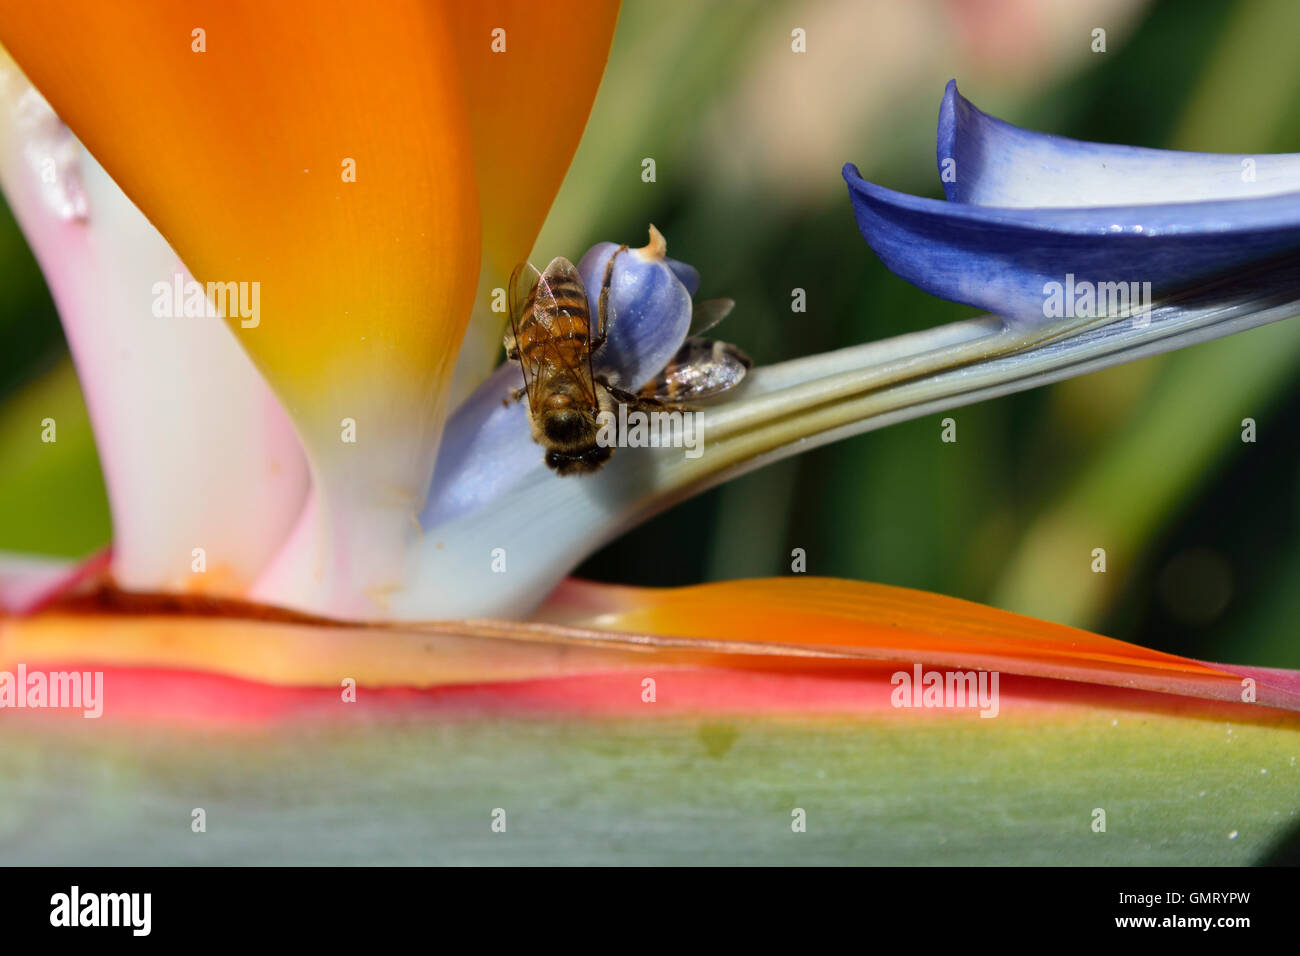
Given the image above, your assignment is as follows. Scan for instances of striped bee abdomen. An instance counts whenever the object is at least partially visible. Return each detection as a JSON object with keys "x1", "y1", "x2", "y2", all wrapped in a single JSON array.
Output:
[{"x1": 516, "y1": 259, "x2": 595, "y2": 367}]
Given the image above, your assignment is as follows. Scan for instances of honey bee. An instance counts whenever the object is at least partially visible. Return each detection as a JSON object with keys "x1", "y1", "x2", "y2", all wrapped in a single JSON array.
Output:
[
  {"x1": 635, "y1": 300, "x2": 751, "y2": 406},
  {"x1": 504, "y1": 247, "x2": 751, "y2": 476}
]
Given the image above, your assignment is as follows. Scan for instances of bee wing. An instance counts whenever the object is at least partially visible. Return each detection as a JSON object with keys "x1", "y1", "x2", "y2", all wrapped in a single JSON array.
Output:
[
  {"x1": 532, "y1": 257, "x2": 587, "y2": 327},
  {"x1": 535, "y1": 257, "x2": 601, "y2": 410},
  {"x1": 638, "y1": 336, "x2": 752, "y2": 405},
  {"x1": 507, "y1": 260, "x2": 545, "y2": 412},
  {"x1": 687, "y1": 297, "x2": 736, "y2": 337}
]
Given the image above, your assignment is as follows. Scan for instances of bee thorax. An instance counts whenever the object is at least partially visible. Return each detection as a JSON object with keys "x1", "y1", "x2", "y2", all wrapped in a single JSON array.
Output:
[{"x1": 538, "y1": 408, "x2": 597, "y2": 450}]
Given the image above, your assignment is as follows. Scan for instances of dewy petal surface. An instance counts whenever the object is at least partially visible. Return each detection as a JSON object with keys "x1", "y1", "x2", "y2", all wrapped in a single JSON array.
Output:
[
  {"x1": 0, "y1": 1, "x2": 481, "y2": 615},
  {"x1": 0, "y1": 53, "x2": 309, "y2": 595}
]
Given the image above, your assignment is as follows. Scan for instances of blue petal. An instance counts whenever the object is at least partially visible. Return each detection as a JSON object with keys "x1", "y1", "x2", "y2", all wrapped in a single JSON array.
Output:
[
  {"x1": 938, "y1": 80, "x2": 1300, "y2": 208},
  {"x1": 843, "y1": 173, "x2": 1300, "y2": 327},
  {"x1": 846, "y1": 82, "x2": 1300, "y2": 325},
  {"x1": 424, "y1": 240, "x2": 699, "y2": 528},
  {"x1": 578, "y1": 242, "x2": 694, "y2": 389},
  {"x1": 421, "y1": 362, "x2": 541, "y2": 529},
  {"x1": 666, "y1": 259, "x2": 701, "y2": 297}
]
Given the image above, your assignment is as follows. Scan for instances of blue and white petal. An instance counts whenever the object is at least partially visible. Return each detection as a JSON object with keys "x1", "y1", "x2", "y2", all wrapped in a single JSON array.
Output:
[
  {"x1": 938, "y1": 80, "x2": 1300, "y2": 208},
  {"x1": 846, "y1": 81, "x2": 1300, "y2": 327},
  {"x1": 577, "y1": 225, "x2": 695, "y2": 389},
  {"x1": 844, "y1": 176, "x2": 1300, "y2": 328},
  {"x1": 421, "y1": 361, "x2": 540, "y2": 529}
]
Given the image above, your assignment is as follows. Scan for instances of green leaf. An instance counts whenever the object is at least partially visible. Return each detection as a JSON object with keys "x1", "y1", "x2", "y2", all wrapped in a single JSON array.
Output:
[{"x1": 2, "y1": 704, "x2": 1295, "y2": 864}]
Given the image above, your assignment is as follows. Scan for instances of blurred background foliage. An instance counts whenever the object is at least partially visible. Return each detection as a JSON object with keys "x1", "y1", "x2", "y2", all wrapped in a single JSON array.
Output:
[{"x1": 3, "y1": 0, "x2": 1300, "y2": 670}]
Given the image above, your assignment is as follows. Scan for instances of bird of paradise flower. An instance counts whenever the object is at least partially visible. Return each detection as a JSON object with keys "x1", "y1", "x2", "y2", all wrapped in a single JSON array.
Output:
[{"x1": 0, "y1": 1, "x2": 1298, "y2": 865}]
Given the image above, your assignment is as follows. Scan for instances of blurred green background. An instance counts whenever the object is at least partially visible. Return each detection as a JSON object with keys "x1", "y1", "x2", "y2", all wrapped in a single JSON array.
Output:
[{"x1": 4, "y1": 0, "x2": 1300, "y2": 671}]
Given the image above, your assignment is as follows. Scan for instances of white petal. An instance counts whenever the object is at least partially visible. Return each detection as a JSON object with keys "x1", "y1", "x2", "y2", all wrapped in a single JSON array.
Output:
[{"x1": 0, "y1": 60, "x2": 309, "y2": 594}]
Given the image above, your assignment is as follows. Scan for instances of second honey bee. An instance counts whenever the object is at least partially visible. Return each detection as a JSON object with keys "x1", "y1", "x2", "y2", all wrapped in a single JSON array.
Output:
[{"x1": 504, "y1": 245, "x2": 750, "y2": 476}]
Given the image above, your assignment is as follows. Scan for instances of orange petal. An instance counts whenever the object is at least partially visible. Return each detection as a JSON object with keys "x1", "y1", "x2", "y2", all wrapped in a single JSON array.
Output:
[
  {"x1": 446, "y1": 1, "x2": 621, "y2": 398},
  {"x1": 0, "y1": 2, "x2": 480, "y2": 613},
  {"x1": 539, "y1": 577, "x2": 1300, "y2": 710},
  {"x1": 4, "y1": 576, "x2": 1297, "y2": 722}
]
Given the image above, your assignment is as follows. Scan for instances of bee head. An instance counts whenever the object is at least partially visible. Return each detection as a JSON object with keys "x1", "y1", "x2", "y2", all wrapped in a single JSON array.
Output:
[{"x1": 546, "y1": 445, "x2": 613, "y2": 476}]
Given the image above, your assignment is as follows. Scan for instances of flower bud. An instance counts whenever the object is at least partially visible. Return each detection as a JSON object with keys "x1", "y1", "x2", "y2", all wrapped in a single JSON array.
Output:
[{"x1": 578, "y1": 224, "x2": 697, "y2": 389}]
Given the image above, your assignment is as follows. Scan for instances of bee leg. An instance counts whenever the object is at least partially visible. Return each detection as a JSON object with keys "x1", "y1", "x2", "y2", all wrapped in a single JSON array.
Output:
[
  {"x1": 595, "y1": 376, "x2": 668, "y2": 412},
  {"x1": 599, "y1": 375, "x2": 700, "y2": 417},
  {"x1": 594, "y1": 376, "x2": 637, "y2": 405},
  {"x1": 501, "y1": 384, "x2": 527, "y2": 408},
  {"x1": 592, "y1": 244, "x2": 628, "y2": 352}
]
